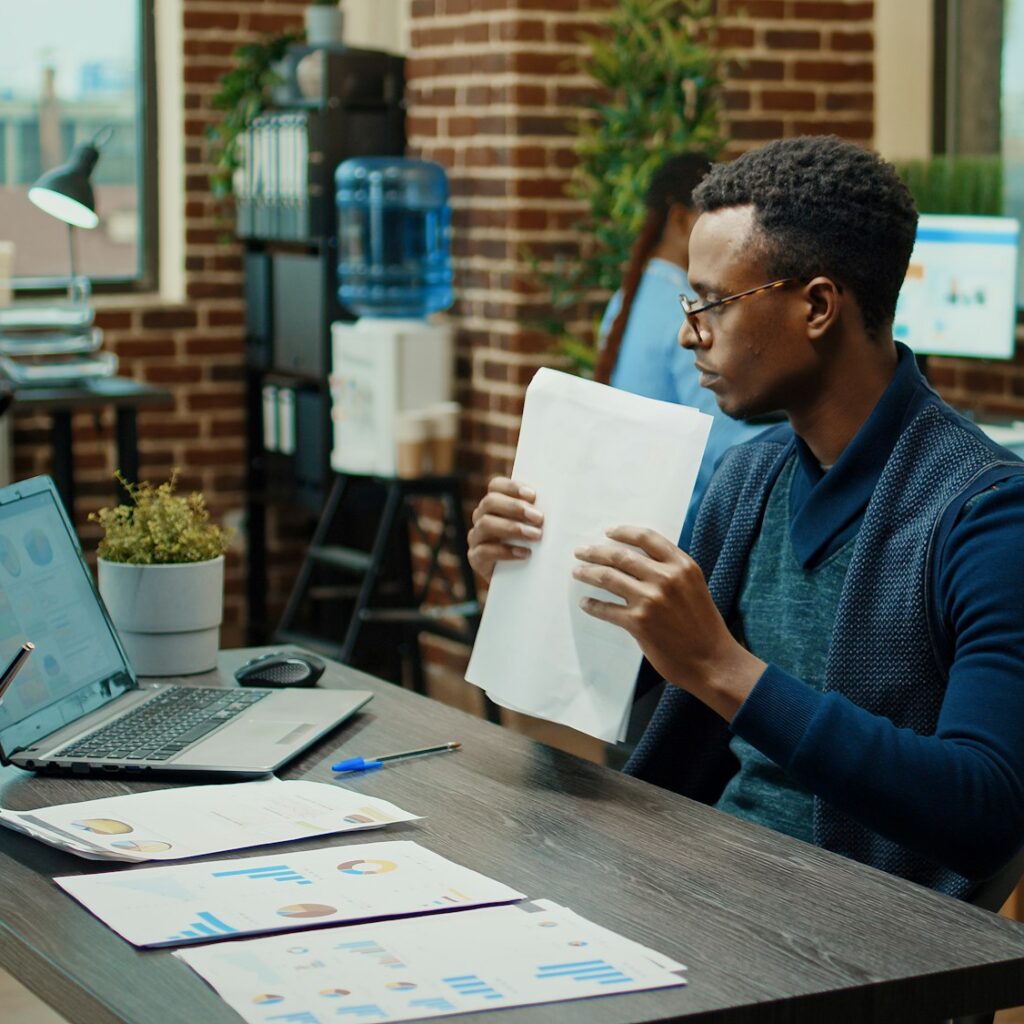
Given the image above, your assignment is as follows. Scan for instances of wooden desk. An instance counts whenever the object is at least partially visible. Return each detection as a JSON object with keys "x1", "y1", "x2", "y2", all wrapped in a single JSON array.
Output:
[
  {"x1": 10, "y1": 377, "x2": 172, "y2": 514},
  {"x1": 2, "y1": 649, "x2": 1024, "y2": 1024}
]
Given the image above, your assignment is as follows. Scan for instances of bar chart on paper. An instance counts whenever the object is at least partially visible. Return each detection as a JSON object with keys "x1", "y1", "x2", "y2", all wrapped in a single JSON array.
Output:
[
  {"x1": 175, "y1": 900, "x2": 687, "y2": 1024},
  {"x1": 55, "y1": 841, "x2": 525, "y2": 948}
]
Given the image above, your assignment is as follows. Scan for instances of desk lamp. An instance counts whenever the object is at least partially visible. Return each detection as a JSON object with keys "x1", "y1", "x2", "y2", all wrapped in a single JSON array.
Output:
[{"x1": 27, "y1": 126, "x2": 112, "y2": 280}]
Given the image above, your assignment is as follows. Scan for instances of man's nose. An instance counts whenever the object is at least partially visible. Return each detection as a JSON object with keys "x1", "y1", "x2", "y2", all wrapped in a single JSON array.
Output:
[{"x1": 678, "y1": 318, "x2": 705, "y2": 350}]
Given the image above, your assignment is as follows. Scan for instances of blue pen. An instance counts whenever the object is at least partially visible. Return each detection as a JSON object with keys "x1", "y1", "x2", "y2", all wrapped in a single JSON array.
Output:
[{"x1": 332, "y1": 741, "x2": 461, "y2": 774}]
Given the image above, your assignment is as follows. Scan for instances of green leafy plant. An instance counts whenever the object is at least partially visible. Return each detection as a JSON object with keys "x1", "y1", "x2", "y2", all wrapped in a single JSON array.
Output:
[
  {"x1": 893, "y1": 155, "x2": 1004, "y2": 215},
  {"x1": 90, "y1": 472, "x2": 232, "y2": 565},
  {"x1": 206, "y1": 32, "x2": 301, "y2": 200},
  {"x1": 533, "y1": 0, "x2": 725, "y2": 375}
]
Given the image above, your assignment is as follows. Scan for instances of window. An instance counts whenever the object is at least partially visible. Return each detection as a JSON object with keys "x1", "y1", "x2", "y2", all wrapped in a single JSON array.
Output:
[
  {"x1": 934, "y1": 0, "x2": 1024, "y2": 301},
  {"x1": 0, "y1": 0, "x2": 156, "y2": 289}
]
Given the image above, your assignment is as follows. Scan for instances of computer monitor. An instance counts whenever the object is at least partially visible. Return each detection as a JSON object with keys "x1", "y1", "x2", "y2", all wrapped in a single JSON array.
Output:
[{"x1": 893, "y1": 213, "x2": 1021, "y2": 360}]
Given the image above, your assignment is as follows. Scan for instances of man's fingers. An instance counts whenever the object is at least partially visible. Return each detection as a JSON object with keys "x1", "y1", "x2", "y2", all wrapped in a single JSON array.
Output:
[
  {"x1": 573, "y1": 539, "x2": 656, "y2": 580},
  {"x1": 468, "y1": 512, "x2": 542, "y2": 549},
  {"x1": 603, "y1": 525, "x2": 681, "y2": 561},
  {"x1": 472, "y1": 491, "x2": 544, "y2": 528}
]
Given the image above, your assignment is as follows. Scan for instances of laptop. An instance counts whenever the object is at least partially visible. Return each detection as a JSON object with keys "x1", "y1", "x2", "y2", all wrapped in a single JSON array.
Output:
[{"x1": 0, "y1": 476, "x2": 372, "y2": 779}]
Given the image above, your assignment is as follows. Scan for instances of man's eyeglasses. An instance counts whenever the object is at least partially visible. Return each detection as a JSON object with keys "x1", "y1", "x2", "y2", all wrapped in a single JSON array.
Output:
[{"x1": 678, "y1": 277, "x2": 803, "y2": 336}]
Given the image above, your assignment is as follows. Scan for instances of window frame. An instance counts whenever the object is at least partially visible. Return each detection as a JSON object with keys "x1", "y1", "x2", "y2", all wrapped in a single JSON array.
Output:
[{"x1": 7, "y1": 0, "x2": 159, "y2": 294}]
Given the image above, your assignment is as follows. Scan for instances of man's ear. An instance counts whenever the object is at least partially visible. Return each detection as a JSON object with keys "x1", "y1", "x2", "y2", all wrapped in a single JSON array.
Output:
[{"x1": 803, "y1": 276, "x2": 843, "y2": 340}]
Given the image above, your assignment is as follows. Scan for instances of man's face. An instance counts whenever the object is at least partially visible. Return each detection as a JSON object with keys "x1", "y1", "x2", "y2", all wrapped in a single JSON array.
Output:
[{"x1": 681, "y1": 205, "x2": 819, "y2": 421}]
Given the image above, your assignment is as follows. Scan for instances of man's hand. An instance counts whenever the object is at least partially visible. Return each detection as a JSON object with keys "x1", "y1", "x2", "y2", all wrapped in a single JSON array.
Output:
[
  {"x1": 468, "y1": 477, "x2": 544, "y2": 583},
  {"x1": 572, "y1": 525, "x2": 765, "y2": 722}
]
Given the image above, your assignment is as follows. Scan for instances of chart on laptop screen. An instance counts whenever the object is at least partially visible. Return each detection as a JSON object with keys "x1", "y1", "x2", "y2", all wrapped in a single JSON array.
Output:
[{"x1": 0, "y1": 490, "x2": 125, "y2": 732}]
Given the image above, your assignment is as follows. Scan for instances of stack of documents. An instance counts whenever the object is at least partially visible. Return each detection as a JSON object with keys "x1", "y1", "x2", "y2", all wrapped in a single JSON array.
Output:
[
  {"x1": 0, "y1": 778, "x2": 418, "y2": 862},
  {"x1": 174, "y1": 898, "x2": 687, "y2": 1024},
  {"x1": 467, "y1": 369, "x2": 711, "y2": 742}
]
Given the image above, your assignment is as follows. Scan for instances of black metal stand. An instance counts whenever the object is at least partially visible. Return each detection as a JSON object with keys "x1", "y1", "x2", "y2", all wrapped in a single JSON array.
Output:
[{"x1": 275, "y1": 472, "x2": 499, "y2": 720}]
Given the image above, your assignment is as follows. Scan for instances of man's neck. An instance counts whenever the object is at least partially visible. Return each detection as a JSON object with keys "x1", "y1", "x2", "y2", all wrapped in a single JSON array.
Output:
[{"x1": 789, "y1": 337, "x2": 900, "y2": 468}]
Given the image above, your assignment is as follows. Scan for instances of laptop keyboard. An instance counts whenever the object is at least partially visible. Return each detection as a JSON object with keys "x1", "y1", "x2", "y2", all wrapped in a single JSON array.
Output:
[{"x1": 55, "y1": 687, "x2": 272, "y2": 762}]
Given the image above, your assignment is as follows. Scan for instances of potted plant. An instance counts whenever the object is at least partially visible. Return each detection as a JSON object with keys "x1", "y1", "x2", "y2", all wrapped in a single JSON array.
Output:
[
  {"x1": 90, "y1": 472, "x2": 233, "y2": 677},
  {"x1": 305, "y1": 0, "x2": 344, "y2": 47}
]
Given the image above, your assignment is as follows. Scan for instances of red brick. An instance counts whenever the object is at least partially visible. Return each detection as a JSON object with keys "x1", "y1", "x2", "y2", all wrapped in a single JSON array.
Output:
[
  {"x1": 765, "y1": 30, "x2": 821, "y2": 50},
  {"x1": 715, "y1": 26, "x2": 756, "y2": 48},
  {"x1": 793, "y1": 60, "x2": 873, "y2": 83},
  {"x1": 495, "y1": 19, "x2": 545, "y2": 42},
  {"x1": 825, "y1": 91, "x2": 874, "y2": 111},
  {"x1": 141, "y1": 309, "x2": 197, "y2": 330},
  {"x1": 722, "y1": 88, "x2": 752, "y2": 111},
  {"x1": 727, "y1": 59, "x2": 786, "y2": 82},
  {"x1": 511, "y1": 52, "x2": 575, "y2": 76},
  {"x1": 245, "y1": 12, "x2": 303, "y2": 34},
  {"x1": 186, "y1": 391, "x2": 244, "y2": 412},
  {"x1": 183, "y1": 10, "x2": 239, "y2": 30},
  {"x1": 761, "y1": 89, "x2": 817, "y2": 112},
  {"x1": 728, "y1": 119, "x2": 786, "y2": 141},
  {"x1": 830, "y1": 30, "x2": 874, "y2": 52},
  {"x1": 144, "y1": 365, "x2": 204, "y2": 385}
]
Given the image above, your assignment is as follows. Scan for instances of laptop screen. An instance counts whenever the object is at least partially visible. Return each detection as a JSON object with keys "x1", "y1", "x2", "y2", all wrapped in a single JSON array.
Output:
[{"x1": 0, "y1": 477, "x2": 134, "y2": 759}]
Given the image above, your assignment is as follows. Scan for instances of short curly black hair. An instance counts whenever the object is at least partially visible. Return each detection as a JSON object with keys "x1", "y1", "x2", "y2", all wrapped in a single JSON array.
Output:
[{"x1": 692, "y1": 136, "x2": 918, "y2": 336}]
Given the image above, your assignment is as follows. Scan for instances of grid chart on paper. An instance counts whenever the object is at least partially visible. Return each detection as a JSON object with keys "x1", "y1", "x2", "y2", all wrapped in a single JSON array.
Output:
[
  {"x1": 165, "y1": 911, "x2": 238, "y2": 942},
  {"x1": 535, "y1": 959, "x2": 634, "y2": 985},
  {"x1": 264, "y1": 1012, "x2": 320, "y2": 1024},
  {"x1": 442, "y1": 975, "x2": 504, "y2": 1000},
  {"x1": 211, "y1": 864, "x2": 314, "y2": 886}
]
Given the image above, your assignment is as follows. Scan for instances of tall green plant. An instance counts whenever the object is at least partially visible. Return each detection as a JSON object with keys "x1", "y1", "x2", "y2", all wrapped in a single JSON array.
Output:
[
  {"x1": 537, "y1": 0, "x2": 725, "y2": 374},
  {"x1": 893, "y1": 155, "x2": 1004, "y2": 215}
]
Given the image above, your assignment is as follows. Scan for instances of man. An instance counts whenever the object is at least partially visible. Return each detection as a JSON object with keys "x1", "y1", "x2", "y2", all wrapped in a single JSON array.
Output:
[{"x1": 467, "y1": 136, "x2": 1024, "y2": 899}]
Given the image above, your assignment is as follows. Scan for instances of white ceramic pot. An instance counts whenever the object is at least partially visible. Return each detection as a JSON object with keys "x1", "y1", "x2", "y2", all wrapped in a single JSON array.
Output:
[
  {"x1": 98, "y1": 556, "x2": 225, "y2": 677},
  {"x1": 304, "y1": 5, "x2": 344, "y2": 47}
]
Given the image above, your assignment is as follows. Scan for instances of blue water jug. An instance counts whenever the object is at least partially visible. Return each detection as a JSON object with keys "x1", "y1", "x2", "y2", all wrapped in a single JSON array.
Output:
[{"x1": 335, "y1": 157, "x2": 453, "y2": 318}]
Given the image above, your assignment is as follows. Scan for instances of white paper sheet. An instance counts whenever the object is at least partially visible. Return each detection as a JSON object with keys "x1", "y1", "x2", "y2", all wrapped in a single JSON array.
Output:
[
  {"x1": 0, "y1": 778, "x2": 419, "y2": 862},
  {"x1": 466, "y1": 369, "x2": 711, "y2": 742},
  {"x1": 56, "y1": 840, "x2": 526, "y2": 947},
  {"x1": 175, "y1": 899, "x2": 687, "y2": 1024}
]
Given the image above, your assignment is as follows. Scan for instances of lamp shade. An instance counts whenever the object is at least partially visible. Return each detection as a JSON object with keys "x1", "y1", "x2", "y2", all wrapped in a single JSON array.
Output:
[{"x1": 28, "y1": 143, "x2": 100, "y2": 229}]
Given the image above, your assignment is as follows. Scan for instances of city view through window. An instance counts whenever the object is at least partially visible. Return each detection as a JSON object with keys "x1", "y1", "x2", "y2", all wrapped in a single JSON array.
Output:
[{"x1": 0, "y1": 0, "x2": 143, "y2": 283}]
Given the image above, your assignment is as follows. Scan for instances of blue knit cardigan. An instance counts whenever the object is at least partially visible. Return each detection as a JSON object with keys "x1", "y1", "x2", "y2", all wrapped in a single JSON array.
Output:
[{"x1": 626, "y1": 394, "x2": 1024, "y2": 898}]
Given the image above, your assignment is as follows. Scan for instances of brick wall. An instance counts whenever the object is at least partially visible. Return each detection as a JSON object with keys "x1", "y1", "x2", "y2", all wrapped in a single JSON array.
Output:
[{"x1": 14, "y1": 0, "x2": 1022, "y2": 668}]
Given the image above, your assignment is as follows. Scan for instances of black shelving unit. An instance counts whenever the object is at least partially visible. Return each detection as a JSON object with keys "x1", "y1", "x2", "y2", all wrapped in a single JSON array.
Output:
[{"x1": 242, "y1": 46, "x2": 405, "y2": 648}]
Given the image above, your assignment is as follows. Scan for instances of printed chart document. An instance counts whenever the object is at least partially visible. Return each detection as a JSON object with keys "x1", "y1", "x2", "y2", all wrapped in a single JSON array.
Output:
[
  {"x1": 175, "y1": 899, "x2": 687, "y2": 1024},
  {"x1": 466, "y1": 369, "x2": 711, "y2": 742},
  {"x1": 56, "y1": 840, "x2": 525, "y2": 947},
  {"x1": 0, "y1": 778, "x2": 419, "y2": 862}
]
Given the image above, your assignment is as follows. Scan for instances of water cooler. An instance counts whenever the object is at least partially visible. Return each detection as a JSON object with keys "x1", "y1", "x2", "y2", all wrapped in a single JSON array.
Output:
[{"x1": 329, "y1": 158, "x2": 455, "y2": 477}]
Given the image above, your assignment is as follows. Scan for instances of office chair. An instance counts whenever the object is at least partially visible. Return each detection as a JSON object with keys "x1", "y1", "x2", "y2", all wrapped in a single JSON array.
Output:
[{"x1": 947, "y1": 843, "x2": 1024, "y2": 1024}]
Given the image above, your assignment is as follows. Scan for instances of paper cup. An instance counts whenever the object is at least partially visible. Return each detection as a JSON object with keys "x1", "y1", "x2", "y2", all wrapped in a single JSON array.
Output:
[
  {"x1": 427, "y1": 401, "x2": 460, "y2": 474},
  {"x1": 395, "y1": 411, "x2": 431, "y2": 478}
]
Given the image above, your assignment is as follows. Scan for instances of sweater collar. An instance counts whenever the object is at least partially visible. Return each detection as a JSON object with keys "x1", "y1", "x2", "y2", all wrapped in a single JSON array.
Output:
[{"x1": 789, "y1": 343, "x2": 935, "y2": 568}]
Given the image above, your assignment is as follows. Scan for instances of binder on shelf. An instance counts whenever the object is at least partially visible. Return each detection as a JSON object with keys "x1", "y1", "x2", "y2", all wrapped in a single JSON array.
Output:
[{"x1": 234, "y1": 46, "x2": 405, "y2": 243}]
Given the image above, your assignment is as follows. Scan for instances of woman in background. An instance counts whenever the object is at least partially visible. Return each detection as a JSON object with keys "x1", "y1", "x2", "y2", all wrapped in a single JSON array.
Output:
[{"x1": 594, "y1": 152, "x2": 764, "y2": 544}]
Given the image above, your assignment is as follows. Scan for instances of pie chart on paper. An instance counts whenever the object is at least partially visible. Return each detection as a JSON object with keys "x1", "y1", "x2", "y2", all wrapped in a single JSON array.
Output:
[
  {"x1": 337, "y1": 858, "x2": 398, "y2": 875},
  {"x1": 277, "y1": 903, "x2": 338, "y2": 919}
]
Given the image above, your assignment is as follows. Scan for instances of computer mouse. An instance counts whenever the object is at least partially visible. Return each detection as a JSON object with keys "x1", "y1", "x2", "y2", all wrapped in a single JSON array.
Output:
[{"x1": 234, "y1": 651, "x2": 326, "y2": 687}]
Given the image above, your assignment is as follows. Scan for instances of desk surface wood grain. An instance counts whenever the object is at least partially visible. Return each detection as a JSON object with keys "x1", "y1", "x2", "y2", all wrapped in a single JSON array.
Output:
[{"x1": 2, "y1": 649, "x2": 1023, "y2": 1024}]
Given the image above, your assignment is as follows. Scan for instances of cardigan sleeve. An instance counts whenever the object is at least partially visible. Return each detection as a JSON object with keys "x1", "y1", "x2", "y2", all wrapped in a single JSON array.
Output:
[{"x1": 729, "y1": 474, "x2": 1024, "y2": 880}]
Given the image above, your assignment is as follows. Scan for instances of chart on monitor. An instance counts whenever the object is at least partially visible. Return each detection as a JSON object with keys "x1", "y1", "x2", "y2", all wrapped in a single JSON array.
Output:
[{"x1": 893, "y1": 214, "x2": 1021, "y2": 360}]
